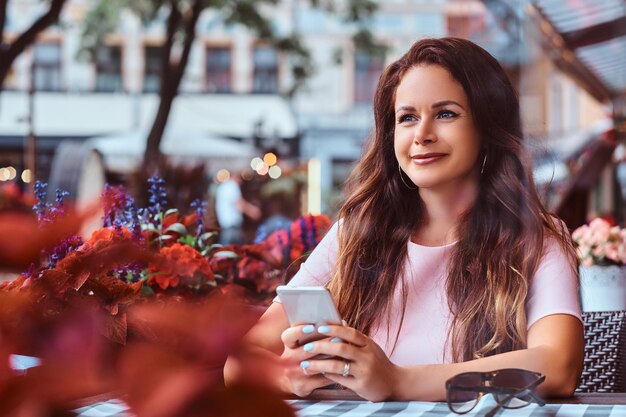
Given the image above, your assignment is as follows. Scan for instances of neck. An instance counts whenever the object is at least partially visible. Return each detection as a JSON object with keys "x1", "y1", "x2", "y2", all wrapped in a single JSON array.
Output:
[{"x1": 414, "y1": 179, "x2": 478, "y2": 246}]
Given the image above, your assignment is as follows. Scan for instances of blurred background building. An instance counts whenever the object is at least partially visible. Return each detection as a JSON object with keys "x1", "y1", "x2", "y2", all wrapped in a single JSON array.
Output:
[{"x1": 0, "y1": 0, "x2": 624, "y2": 232}]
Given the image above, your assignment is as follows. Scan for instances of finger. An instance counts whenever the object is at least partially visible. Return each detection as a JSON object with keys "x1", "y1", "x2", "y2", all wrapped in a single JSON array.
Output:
[
  {"x1": 300, "y1": 358, "x2": 356, "y2": 377},
  {"x1": 282, "y1": 324, "x2": 318, "y2": 349},
  {"x1": 316, "y1": 324, "x2": 368, "y2": 347},
  {"x1": 287, "y1": 372, "x2": 333, "y2": 398},
  {"x1": 324, "y1": 373, "x2": 357, "y2": 391},
  {"x1": 300, "y1": 338, "x2": 359, "y2": 363}
]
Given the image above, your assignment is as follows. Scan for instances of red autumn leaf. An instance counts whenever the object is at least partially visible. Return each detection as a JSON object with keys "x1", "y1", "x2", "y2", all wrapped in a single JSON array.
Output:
[
  {"x1": 120, "y1": 299, "x2": 287, "y2": 417},
  {"x1": 181, "y1": 213, "x2": 198, "y2": 229},
  {"x1": 161, "y1": 212, "x2": 180, "y2": 230},
  {"x1": 99, "y1": 309, "x2": 129, "y2": 345},
  {"x1": 0, "y1": 207, "x2": 95, "y2": 270},
  {"x1": 56, "y1": 240, "x2": 153, "y2": 290},
  {"x1": 0, "y1": 304, "x2": 113, "y2": 415},
  {"x1": 81, "y1": 276, "x2": 143, "y2": 315}
]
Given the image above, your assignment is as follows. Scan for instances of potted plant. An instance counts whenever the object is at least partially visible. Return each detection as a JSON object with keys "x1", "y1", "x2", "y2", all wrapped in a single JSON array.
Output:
[{"x1": 572, "y1": 217, "x2": 626, "y2": 312}]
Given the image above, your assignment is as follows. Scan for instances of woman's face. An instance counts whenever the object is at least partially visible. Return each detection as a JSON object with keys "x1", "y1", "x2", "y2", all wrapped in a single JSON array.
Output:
[{"x1": 393, "y1": 64, "x2": 482, "y2": 192}]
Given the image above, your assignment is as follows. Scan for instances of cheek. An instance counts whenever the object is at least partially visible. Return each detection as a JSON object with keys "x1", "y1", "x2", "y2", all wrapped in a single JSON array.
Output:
[{"x1": 393, "y1": 130, "x2": 410, "y2": 158}]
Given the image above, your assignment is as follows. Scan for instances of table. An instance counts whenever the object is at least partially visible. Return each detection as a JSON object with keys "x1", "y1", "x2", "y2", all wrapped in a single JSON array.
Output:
[
  {"x1": 292, "y1": 393, "x2": 626, "y2": 416},
  {"x1": 75, "y1": 391, "x2": 626, "y2": 417},
  {"x1": 307, "y1": 388, "x2": 626, "y2": 404}
]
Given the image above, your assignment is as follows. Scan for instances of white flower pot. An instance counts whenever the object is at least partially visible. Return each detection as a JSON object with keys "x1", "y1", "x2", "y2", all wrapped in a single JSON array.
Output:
[{"x1": 579, "y1": 265, "x2": 626, "y2": 312}]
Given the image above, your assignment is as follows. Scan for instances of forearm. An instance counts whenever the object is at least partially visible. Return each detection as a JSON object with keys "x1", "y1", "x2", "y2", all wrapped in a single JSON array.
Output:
[
  {"x1": 224, "y1": 345, "x2": 288, "y2": 392},
  {"x1": 394, "y1": 344, "x2": 581, "y2": 401},
  {"x1": 224, "y1": 303, "x2": 292, "y2": 391}
]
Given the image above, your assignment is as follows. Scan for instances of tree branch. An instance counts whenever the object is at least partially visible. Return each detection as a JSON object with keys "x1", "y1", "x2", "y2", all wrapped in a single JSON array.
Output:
[
  {"x1": 173, "y1": 0, "x2": 202, "y2": 87},
  {"x1": 4, "y1": 0, "x2": 66, "y2": 64},
  {"x1": 0, "y1": 0, "x2": 8, "y2": 45},
  {"x1": 159, "y1": 0, "x2": 181, "y2": 94}
]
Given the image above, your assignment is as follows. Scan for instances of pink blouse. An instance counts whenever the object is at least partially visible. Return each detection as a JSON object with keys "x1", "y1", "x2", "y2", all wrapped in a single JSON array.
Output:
[{"x1": 277, "y1": 222, "x2": 581, "y2": 366}]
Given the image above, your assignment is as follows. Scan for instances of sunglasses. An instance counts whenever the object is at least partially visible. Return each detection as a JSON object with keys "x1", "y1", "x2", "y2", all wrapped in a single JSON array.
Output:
[{"x1": 445, "y1": 368, "x2": 545, "y2": 416}]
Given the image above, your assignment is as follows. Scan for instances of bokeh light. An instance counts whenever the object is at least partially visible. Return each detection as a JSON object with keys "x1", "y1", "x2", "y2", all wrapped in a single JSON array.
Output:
[
  {"x1": 268, "y1": 165, "x2": 282, "y2": 179},
  {"x1": 21, "y1": 169, "x2": 32, "y2": 183},
  {"x1": 256, "y1": 164, "x2": 269, "y2": 176},
  {"x1": 263, "y1": 152, "x2": 277, "y2": 167},
  {"x1": 215, "y1": 169, "x2": 230, "y2": 183},
  {"x1": 250, "y1": 157, "x2": 264, "y2": 171}
]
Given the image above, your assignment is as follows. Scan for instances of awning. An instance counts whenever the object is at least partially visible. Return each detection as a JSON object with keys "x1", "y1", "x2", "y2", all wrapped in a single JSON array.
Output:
[
  {"x1": 88, "y1": 129, "x2": 258, "y2": 173},
  {"x1": 529, "y1": 0, "x2": 626, "y2": 101},
  {"x1": 0, "y1": 92, "x2": 298, "y2": 140}
]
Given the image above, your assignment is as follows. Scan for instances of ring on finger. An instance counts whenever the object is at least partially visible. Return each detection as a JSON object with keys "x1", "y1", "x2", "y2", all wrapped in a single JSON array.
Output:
[{"x1": 342, "y1": 361, "x2": 351, "y2": 377}]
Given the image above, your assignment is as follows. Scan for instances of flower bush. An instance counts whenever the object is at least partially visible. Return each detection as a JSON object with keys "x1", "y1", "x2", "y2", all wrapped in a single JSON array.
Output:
[
  {"x1": 572, "y1": 217, "x2": 626, "y2": 266},
  {"x1": 0, "y1": 176, "x2": 331, "y2": 415},
  {"x1": 1, "y1": 176, "x2": 331, "y2": 343}
]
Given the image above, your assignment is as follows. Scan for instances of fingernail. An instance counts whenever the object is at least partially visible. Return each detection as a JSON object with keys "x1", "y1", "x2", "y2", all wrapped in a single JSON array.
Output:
[
  {"x1": 304, "y1": 343, "x2": 314, "y2": 352},
  {"x1": 302, "y1": 325, "x2": 315, "y2": 334},
  {"x1": 330, "y1": 337, "x2": 342, "y2": 343},
  {"x1": 317, "y1": 325, "x2": 330, "y2": 334},
  {"x1": 300, "y1": 361, "x2": 310, "y2": 369}
]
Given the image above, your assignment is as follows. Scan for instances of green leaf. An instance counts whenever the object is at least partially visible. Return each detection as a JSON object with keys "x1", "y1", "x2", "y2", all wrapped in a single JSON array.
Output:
[
  {"x1": 165, "y1": 223, "x2": 188, "y2": 235},
  {"x1": 178, "y1": 235, "x2": 196, "y2": 246},
  {"x1": 142, "y1": 223, "x2": 159, "y2": 233},
  {"x1": 157, "y1": 235, "x2": 174, "y2": 242},
  {"x1": 200, "y1": 232, "x2": 217, "y2": 241},
  {"x1": 165, "y1": 208, "x2": 179, "y2": 217},
  {"x1": 212, "y1": 251, "x2": 239, "y2": 259}
]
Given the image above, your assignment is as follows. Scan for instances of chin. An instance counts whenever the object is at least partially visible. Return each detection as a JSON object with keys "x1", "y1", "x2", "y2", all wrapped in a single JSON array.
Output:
[{"x1": 406, "y1": 176, "x2": 443, "y2": 189}]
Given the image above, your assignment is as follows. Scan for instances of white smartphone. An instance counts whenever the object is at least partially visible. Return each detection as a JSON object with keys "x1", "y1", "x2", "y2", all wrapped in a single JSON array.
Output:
[
  {"x1": 276, "y1": 285, "x2": 342, "y2": 327},
  {"x1": 276, "y1": 286, "x2": 343, "y2": 354}
]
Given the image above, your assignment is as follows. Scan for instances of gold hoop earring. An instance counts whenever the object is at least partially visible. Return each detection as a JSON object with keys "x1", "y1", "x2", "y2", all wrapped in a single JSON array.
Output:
[
  {"x1": 480, "y1": 154, "x2": 487, "y2": 175},
  {"x1": 398, "y1": 164, "x2": 418, "y2": 190}
]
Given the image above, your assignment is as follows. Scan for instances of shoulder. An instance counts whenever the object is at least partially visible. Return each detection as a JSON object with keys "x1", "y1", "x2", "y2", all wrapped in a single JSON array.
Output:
[{"x1": 526, "y1": 221, "x2": 581, "y2": 328}]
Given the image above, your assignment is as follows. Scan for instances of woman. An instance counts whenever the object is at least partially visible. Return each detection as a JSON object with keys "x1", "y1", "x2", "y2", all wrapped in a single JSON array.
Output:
[{"x1": 225, "y1": 37, "x2": 583, "y2": 402}]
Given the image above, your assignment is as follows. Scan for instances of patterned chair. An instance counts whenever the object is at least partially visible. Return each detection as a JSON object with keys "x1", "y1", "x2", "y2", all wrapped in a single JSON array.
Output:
[{"x1": 577, "y1": 311, "x2": 626, "y2": 392}]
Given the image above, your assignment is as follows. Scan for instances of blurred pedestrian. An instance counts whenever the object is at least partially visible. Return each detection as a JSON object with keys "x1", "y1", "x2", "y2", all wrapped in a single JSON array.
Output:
[{"x1": 215, "y1": 171, "x2": 261, "y2": 245}]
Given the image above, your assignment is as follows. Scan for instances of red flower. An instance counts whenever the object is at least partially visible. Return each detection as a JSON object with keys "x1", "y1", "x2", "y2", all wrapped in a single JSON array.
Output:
[
  {"x1": 87, "y1": 227, "x2": 133, "y2": 246},
  {"x1": 148, "y1": 243, "x2": 214, "y2": 290}
]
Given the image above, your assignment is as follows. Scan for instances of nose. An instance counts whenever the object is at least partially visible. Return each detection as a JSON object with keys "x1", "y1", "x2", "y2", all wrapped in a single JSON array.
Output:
[{"x1": 413, "y1": 119, "x2": 437, "y2": 145}]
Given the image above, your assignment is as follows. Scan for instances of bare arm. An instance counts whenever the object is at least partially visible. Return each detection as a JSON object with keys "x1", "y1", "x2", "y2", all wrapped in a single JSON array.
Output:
[
  {"x1": 295, "y1": 313, "x2": 584, "y2": 402},
  {"x1": 393, "y1": 313, "x2": 584, "y2": 400},
  {"x1": 237, "y1": 198, "x2": 261, "y2": 221}
]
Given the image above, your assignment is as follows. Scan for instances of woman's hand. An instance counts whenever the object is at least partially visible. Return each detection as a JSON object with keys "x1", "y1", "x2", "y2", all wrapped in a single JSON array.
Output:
[
  {"x1": 280, "y1": 324, "x2": 336, "y2": 397},
  {"x1": 292, "y1": 324, "x2": 401, "y2": 402}
]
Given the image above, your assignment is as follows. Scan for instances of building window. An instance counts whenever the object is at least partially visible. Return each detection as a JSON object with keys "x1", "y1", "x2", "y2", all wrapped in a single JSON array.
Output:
[
  {"x1": 253, "y1": 46, "x2": 278, "y2": 94},
  {"x1": 144, "y1": 45, "x2": 163, "y2": 93},
  {"x1": 205, "y1": 47, "x2": 232, "y2": 93},
  {"x1": 96, "y1": 46, "x2": 123, "y2": 92},
  {"x1": 33, "y1": 42, "x2": 61, "y2": 91},
  {"x1": 354, "y1": 51, "x2": 384, "y2": 104}
]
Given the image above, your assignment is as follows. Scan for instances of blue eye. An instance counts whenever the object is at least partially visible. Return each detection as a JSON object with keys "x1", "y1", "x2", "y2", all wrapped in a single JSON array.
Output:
[
  {"x1": 437, "y1": 110, "x2": 459, "y2": 119},
  {"x1": 398, "y1": 114, "x2": 417, "y2": 123}
]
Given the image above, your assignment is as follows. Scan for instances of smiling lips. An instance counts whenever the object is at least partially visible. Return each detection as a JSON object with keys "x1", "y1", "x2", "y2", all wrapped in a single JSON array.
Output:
[{"x1": 411, "y1": 153, "x2": 447, "y2": 165}]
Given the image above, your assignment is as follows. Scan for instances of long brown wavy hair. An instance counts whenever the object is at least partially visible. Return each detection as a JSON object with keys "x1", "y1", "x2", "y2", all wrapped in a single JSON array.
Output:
[{"x1": 327, "y1": 37, "x2": 577, "y2": 362}]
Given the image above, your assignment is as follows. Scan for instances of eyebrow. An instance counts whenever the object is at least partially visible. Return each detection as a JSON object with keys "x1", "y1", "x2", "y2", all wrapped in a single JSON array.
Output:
[{"x1": 395, "y1": 100, "x2": 466, "y2": 114}]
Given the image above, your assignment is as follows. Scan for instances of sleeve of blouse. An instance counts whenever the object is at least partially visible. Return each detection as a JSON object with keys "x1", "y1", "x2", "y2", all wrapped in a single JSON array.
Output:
[
  {"x1": 526, "y1": 237, "x2": 582, "y2": 329},
  {"x1": 274, "y1": 221, "x2": 340, "y2": 301}
]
